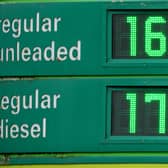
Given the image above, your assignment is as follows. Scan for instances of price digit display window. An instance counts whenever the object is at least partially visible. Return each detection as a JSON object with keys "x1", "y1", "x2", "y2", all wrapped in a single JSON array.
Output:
[
  {"x1": 111, "y1": 88, "x2": 168, "y2": 136},
  {"x1": 112, "y1": 13, "x2": 168, "y2": 59}
]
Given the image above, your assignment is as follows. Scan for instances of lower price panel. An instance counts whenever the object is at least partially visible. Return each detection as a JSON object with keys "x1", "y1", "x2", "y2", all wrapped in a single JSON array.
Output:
[{"x1": 2, "y1": 77, "x2": 168, "y2": 154}]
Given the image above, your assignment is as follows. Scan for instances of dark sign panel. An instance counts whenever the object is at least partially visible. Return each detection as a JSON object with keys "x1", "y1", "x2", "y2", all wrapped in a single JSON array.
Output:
[
  {"x1": 112, "y1": 89, "x2": 168, "y2": 136},
  {"x1": 112, "y1": 13, "x2": 168, "y2": 59}
]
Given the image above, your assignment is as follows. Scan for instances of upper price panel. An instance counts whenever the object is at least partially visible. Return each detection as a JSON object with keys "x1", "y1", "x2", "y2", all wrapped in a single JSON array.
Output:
[{"x1": 1, "y1": 1, "x2": 168, "y2": 76}]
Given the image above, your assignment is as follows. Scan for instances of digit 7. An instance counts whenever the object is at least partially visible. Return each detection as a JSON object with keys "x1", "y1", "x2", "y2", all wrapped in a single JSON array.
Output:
[{"x1": 145, "y1": 93, "x2": 166, "y2": 134}]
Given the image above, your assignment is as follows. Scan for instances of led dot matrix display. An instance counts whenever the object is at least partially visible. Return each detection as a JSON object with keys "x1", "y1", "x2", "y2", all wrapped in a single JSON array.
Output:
[
  {"x1": 112, "y1": 14, "x2": 168, "y2": 58},
  {"x1": 112, "y1": 89, "x2": 168, "y2": 136}
]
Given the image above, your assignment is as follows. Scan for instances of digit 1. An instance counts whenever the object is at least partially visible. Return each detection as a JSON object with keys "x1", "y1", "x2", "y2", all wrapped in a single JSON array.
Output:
[
  {"x1": 145, "y1": 93, "x2": 166, "y2": 134},
  {"x1": 126, "y1": 16, "x2": 137, "y2": 56},
  {"x1": 126, "y1": 93, "x2": 137, "y2": 134}
]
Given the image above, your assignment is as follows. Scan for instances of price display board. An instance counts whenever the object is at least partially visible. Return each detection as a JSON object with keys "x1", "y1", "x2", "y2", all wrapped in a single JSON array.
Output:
[{"x1": 106, "y1": 82, "x2": 168, "y2": 150}]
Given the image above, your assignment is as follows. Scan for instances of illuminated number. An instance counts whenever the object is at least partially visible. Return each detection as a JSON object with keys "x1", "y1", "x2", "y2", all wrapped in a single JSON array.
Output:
[
  {"x1": 145, "y1": 16, "x2": 166, "y2": 57},
  {"x1": 127, "y1": 16, "x2": 137, "y2": 56},
  {"x1": 145, "y1": 93, "x2": 166, "y2": 134},
  {"x1": 126, "y1": 93, "x2": 137, "y2": 134}
]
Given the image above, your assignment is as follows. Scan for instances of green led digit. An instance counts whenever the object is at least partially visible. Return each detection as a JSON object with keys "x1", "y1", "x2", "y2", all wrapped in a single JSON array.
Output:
[
  {"x1": 145, "y1": 16, "x2": 166, "y2": 57},
  {"x1": 145, "y1": 93, "x2": 166, "y2": 134},
  {"x1": 126, "y1": 93, "x2": 137, "y2": 134},
  {"x1": 127, "y1": 16, "x2": 137, "y2": 56}
]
